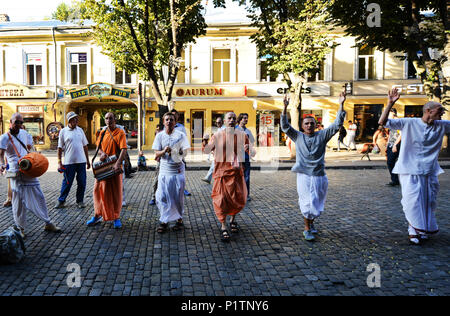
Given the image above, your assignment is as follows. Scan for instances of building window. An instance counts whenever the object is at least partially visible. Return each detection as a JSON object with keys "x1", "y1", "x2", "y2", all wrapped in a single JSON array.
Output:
[
  {"x1": 70, "y1": 53, "x2": 87, "y2": 85},
  {"x1": 115, "y1": 68, "x2": 132, "y2": 84},
  {"x1": 407, "y1": 59, "x2": 418, "y2": 79},
  {"x1": 213, "y1": 49, "x2": 230, "y2": 83},
  {"x1": 358, "y1": 45, "x2": 376, "y2": 80},
  {"x1": 176, "y1": 50, "x2": 186, "y2": 84},
  {"x1": 307, "y1": 60, "x2": 325, "y2": 82},
  {"x1": 26, "y1": 53, "x2": 42, "y2": 86}
]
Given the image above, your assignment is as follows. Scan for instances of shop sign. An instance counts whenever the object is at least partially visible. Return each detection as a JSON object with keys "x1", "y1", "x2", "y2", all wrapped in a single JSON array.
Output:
[
  {"x1": 70, "y1": 88, "x2": 89, "y2": 99},
  {"x1": 111, "y1": 88, "x2": 131, "y2": 98},
  {"x1": 260, "y1": 113, "x2": 275, "y2": 132},
  {"x1": 0, "y1": 84, "x2": 49, "y2": 99},
  {"x1": 391, "y1": 83, "x2": 443, "y2": 95},
  {"x1": 89, "y1": 83, "x2": 112, "y2": 99},
  {"x1": 18, "y1": 105, "x2": 43, "y2": 113},
  {"x1": 247, "y1": 83, "x2": 330, "y2": 97},
  {"x1": 174, "y1": 86, "x2": 246, "y2": 98}
]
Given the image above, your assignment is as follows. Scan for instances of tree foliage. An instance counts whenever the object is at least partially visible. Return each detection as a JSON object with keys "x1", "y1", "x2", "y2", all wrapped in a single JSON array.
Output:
[
  {"x1": 330, "y1": 0, "x2": 448, "y2": 102},
  {"x1": 80, "y1": 0, "x2": 207, "y2": 111},
  {"x1": 52, "y1": 1, "x2": 84, "y2": 22},
  {"x1": 215, "y1": 0, "x2": 336, "y2": 132}
]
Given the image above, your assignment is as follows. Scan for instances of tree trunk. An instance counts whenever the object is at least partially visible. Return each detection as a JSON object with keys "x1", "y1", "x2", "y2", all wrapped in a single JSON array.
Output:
[{"x1": 287, "y1": 76, "x2": 304, "y2": 159}]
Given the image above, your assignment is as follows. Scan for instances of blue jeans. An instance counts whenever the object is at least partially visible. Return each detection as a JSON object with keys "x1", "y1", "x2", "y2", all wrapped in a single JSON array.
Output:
[
  {"x1": 244, "y1": 161, "x2": 251, "y2": 195},
  {"x1": 58, "y1": 163, "x2": 87, "y2": 203}
]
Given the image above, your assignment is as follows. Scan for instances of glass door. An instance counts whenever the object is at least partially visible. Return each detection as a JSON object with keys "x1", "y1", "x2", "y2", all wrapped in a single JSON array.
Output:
[{"x1": 191, "y1": 110, "x2": 205, "y2": 148}]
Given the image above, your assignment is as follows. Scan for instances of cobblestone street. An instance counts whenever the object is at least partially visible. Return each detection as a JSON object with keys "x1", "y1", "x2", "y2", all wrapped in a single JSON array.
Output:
[{"x1": 0, "y1": 167, "x2": 449, "y2": 296}]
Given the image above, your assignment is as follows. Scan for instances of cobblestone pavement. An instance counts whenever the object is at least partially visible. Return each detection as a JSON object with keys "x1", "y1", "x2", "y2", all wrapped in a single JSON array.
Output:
[{"x1": 0, "y1": 168, "x2": 449, "y2": 296}]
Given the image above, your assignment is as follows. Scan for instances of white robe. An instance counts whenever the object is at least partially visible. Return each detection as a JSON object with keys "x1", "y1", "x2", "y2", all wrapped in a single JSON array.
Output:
[
  {"x1": 296, "y1": 173, "x2": 328, "y2": 220},
  {"x1": 11, "y1": 174, "x2": 51, "y2": 230},
  {"x1": 399, "y1": 174, "x2": 439, "y2": 234},
  {"x1": 156, "y1": 168, "x2": 186, "y2": 223}
]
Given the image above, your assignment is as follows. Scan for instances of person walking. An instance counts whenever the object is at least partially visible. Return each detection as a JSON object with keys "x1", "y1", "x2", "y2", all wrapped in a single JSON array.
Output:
[
  {"x1": 337, "y1": 125, "x2": 348, "y2": 151},
  {"x1": 55, "y1": 112, "x2": 90, "y2": 209},
  {"x1": 347, "y1": 120, "x2": 357, "y2": 150},
  {"x1": 0, "y1": 113, "x2": 61, "y2": 238},
  {"x1": 152, "y1": 112, "x2": 190, "y2": 233},
  {"x1": 282, "y1": 92, "x2": 347, "y2": 241},
  {"x1": 171, "y1": 109, "x2": 192, "y2": 196},
  {"x1": 385, "y1": 108, "x2": 401, "y2": 186},
  {"x1": 202, "y1": 116, "x2": 225, "y2": 184},
  {"x1": 236, "y1": 113, "x2": 255, "y2": 201},
  {"x1": 203, "y1": 112, "x2": 255, "y2": 242},
  {"x1": 379, "y1": 88, "x2": 450, "y2": 244}
]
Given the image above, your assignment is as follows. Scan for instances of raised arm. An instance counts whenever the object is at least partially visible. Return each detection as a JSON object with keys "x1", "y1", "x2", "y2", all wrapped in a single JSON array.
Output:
[
  {"x1": 379, "y1": 88, "x2": 400, "y2": 126},
  {"x1": 281, "y1": 96, "x2": 299, "y2": 142},
  {"x1": 323, "y1": 91, "x2": 347, "y2": 141}
]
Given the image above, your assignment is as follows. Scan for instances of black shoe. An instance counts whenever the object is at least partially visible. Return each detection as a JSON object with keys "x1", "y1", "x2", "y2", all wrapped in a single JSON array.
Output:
[{"x1": 386, "y1": 182, "x2": 399, "y2": 186}]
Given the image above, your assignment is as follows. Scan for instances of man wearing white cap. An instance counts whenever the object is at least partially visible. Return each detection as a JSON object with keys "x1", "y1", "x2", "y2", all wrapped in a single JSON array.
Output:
[{"x1": 55, "y1": 111, "x2": 90, "y2": 209}]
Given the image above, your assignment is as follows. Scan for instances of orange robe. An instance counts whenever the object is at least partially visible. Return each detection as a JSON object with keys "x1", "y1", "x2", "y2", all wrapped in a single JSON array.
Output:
[
  {"x1": 208, "y1": 129, "x2": 249, "y2": 223},
  {"x1": 93, "y1": 127, "x2": 127, "y2": 221}
]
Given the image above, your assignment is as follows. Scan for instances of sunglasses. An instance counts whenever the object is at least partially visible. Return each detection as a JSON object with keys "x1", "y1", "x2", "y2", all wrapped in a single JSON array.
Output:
[{"x1": 14, "y1": 121, "x2": 24, "y2": 125}]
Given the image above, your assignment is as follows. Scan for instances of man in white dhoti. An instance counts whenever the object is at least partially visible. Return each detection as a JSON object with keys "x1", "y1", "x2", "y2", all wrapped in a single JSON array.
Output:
[
  {"x1": 0, "y1": 113, "x2": 61, "y2": 238},
  {"x1": 379, "y1": 88, "x2": 450, "y2": 244},
  {"x1": 282, "y1": 93, "x2": 347, "y2": 241},
  {"x1": 152, "y1": 112, "x2": 190, "y2": 233}
]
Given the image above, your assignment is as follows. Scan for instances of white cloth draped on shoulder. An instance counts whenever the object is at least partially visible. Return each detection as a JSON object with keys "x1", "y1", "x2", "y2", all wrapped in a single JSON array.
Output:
[
  {"x1": 296, "y1": 173, "x2": 328, "y2": 220},
  {"x1": 399, "y1": 174, "x2": 439, "y2": 234}
]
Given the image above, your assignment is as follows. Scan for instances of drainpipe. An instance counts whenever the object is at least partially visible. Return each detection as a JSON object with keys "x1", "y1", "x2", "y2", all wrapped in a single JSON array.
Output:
[{"x1": 50, "y1": 27, "x2": 58, "y2": 122}]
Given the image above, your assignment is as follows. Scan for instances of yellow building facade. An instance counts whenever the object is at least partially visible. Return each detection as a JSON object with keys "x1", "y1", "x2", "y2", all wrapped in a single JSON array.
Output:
[{"x1": 0, "y1": 20, "x2": 431, "y2": 151}]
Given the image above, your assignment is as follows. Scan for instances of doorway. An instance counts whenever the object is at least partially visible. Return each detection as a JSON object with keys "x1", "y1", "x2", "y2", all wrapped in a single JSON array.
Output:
[
  {"x1": 354, "y1": 104, "x2": 383, "y2": 141},
  {"x1": 191, "y1": 110, "x2": 205, "y2": 148}
]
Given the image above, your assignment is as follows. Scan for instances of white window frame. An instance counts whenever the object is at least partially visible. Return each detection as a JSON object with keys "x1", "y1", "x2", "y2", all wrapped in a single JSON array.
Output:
[
  {"x1": 113, "y1": 64, "x2": 134, "y2": 85},
  {"x1": 355, "y1": 46, "x2": 378, "y2": 81},
  {"x1": 66, "y1": 47, "x2": 90, "y2": 86},
  {"x1": 210, "y1": 43, "x2": 236, "y2": 83},
  {"x1": 22, "y1": 47, "x2": 47, "y2": 86}
]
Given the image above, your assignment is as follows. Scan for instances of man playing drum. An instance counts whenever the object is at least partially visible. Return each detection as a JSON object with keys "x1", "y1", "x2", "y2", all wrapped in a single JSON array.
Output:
[
  {"x1": 87, "y1": 112, "x2": 128, "y2": 229},
  {"x1": 0, "y1": 113, "x2": 62, "y2": 238}
]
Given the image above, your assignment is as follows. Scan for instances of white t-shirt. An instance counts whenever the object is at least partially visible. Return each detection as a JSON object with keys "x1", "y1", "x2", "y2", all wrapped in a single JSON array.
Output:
[
  {"x1": 386, "y1": 118, "x2": 450, "y2": 176},
  {"x1": 348, "y1": 123, "x2": 357, "y2": 135},
  {"x1": 58, "y1": 126, "x2": 89, "y2": 164},
  {"x1": 152, "y1": 129, "x2": 190, "y2": 175},
  {"x1": 0, "y1": 129, "x2": 33, "y2": 172}
]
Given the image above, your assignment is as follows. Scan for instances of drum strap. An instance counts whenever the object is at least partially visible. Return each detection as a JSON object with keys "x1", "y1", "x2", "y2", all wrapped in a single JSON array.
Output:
[{"x1": 7, "y1": 133, "x2": 28, "y2": 159}]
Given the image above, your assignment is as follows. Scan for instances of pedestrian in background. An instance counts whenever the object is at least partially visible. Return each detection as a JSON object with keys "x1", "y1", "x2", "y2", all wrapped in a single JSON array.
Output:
[
  {"x1": 236, "y1": 113, "x2": 255, "y2": 201},
  {"x1": 385, "y1": 108, "x2": 401, "y2": 186}
]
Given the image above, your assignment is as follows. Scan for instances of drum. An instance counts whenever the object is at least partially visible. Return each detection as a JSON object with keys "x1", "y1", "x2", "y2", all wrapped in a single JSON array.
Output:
[
  {"x1": 92, "y1": 155, "x2": 122, "y2": 181},
  {"x1": 18, "y1": 152, "x2": 49, "y2": 178}
]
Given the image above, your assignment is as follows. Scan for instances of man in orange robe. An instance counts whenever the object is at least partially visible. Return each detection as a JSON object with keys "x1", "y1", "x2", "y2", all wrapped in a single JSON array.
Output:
[
  {"x1": 203, "y1": 112, "x2": 255, "y2": 242},
  {"x1": 87, "y1": 112, "x2": 127, "y2": 229}
]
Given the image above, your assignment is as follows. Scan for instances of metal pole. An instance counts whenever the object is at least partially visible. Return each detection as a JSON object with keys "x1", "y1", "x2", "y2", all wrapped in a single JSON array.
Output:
[{"x1": 137, "y1": 82, "x2": 142, "y2": 152}]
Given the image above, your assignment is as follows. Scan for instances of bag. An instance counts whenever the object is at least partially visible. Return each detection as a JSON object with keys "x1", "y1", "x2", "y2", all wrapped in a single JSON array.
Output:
[
  {"x1": 372, "y1": 145, "x2": 380, "y2": 154},
  {"x1": 0, "y1": 227, "x2": 25, "y2": 265}
]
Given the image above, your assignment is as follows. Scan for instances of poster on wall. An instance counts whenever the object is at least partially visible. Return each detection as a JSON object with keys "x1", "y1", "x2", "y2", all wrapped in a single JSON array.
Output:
[{"x1": 260, "y1": 113, "x2": 275, "y2": 132}]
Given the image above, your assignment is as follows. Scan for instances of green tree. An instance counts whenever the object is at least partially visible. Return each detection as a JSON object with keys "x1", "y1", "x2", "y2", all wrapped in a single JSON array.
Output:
[
  {"x1": 330, "y1": 0, "x2": 447, "y2": 103},
  {"x1": 52, "y1": 1, "x2": 84, "y2": 22},
  {"x1": 330, "y1": 0, "x2": 448, "y2": 153},
  {"x1": 215, "y1": 0, "x2": 336, "y2": 135},
  {"x1": 80, "y1": 0, "x2": 207, "y2": 121}
]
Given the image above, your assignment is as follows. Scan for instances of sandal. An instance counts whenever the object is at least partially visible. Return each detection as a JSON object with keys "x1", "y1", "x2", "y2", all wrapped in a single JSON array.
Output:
[
  {"x1": 409, "y1": 235, "x2": 420, "y2": 245},
  {"x1": 3, "y1": 200, "x2": 11, "y2": 207},
  {"x1": 172, "y1": 220, "x2": 184, "y2": 231},
  {"x1": 220, "y1": 229, "x2": 231, "y2": 242},
  {"x1": 230, "y1": 221, "x2": 239, "y2": 233},
  {"x1": 157, "y1": 223, "x2": 168, "y2": 234}
]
